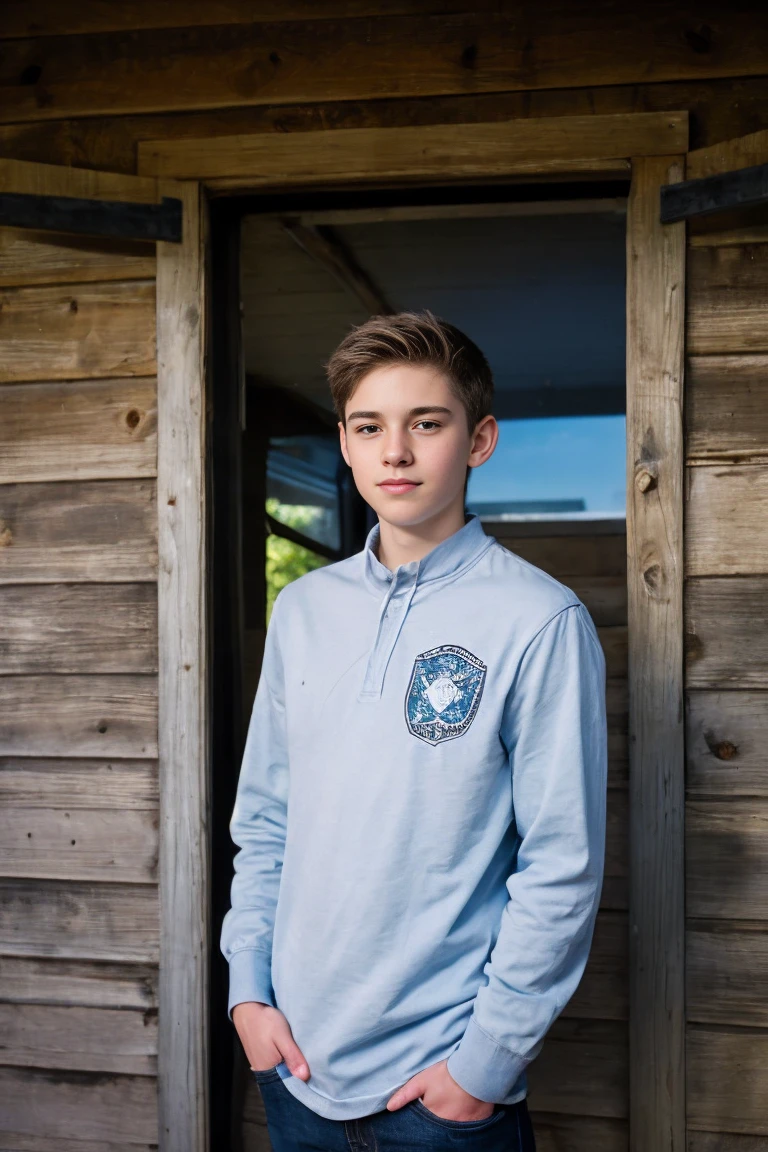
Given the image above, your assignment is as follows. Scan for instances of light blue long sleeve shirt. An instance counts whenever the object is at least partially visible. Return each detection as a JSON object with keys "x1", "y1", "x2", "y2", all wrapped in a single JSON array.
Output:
[{"x1": 221, "y1": 512, "x2": 607, "y2": 1120}]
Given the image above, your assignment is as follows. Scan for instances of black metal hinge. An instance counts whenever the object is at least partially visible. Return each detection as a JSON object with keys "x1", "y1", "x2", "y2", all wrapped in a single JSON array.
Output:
[
  {"x1": 0, "y1": 191, "x2": 182, "y2": 242},
  {"x1": 661, "y1": 161, "x2": 768, "y2": 224}
]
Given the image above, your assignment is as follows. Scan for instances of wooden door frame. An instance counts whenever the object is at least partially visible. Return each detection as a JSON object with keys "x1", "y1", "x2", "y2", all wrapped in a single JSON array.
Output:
[
  {"x1": 143, "y1": 111, "x2": 688, "y2": 1151},
  {"x1": 156, "y1": 177, "x2": 211, "y2": 1152}
]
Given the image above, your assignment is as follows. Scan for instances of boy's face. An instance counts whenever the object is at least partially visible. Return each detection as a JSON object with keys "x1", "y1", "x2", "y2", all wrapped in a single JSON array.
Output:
[{"x1": 338, "y1": 362, "x2": 497, "y2": 530}]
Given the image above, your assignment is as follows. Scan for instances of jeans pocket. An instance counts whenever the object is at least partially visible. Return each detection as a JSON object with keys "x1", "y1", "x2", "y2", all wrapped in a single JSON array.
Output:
[
  {"x1": 251, "y1": 1062, "x2": 283, "y2": 1085},
  {"x1": 409, "y1": 1097, "x2": 507, "y2": 1132}
]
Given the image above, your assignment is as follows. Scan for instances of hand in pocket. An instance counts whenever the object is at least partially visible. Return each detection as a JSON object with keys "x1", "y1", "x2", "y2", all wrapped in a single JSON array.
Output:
[{"x1": 232, "y1": 1001, "x2": 311, "y2": 1080}]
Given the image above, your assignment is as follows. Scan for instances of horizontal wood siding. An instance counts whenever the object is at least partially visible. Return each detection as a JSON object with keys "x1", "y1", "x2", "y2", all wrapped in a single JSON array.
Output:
[
  {"x1": 5, "y1": 6, "x2": 768, "y2": 1149},
  {"x1": 685, "y1": 213, "x2": 768, "y2": 1144},
  {"x1": 0, "y1": 220, "x2": 159, "y2": 1144}
]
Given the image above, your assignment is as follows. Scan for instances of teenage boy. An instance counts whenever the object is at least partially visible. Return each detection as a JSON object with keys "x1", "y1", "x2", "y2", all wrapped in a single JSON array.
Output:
[{"x1": 221, "y1": 311, "x2": 607, "y2": 1152}]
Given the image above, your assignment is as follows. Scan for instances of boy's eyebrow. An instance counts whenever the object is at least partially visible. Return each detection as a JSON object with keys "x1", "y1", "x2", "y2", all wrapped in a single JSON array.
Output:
[{"x1": 346, "y1": 405, "x2": 454, "y2": 422}]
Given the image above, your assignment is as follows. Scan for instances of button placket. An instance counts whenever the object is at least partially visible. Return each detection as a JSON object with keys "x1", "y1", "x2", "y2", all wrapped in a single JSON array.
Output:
[{"x1": 358, "y1": 571, "x2": 417, "y2": 700}]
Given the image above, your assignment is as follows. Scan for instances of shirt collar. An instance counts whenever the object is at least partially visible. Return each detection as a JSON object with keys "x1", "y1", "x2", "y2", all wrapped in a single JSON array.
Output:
[{"x1": 362, "y1": 512, "x2": 492, "y2": 594}]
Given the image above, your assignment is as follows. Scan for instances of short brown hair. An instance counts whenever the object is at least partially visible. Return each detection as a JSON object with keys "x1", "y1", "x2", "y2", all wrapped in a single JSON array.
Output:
[{"x1": 325, "y1": 310, "x2": 494, "y2": 431}]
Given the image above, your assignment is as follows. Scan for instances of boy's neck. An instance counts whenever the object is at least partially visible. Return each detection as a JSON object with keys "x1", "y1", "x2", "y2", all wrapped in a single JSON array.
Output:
[{"x1": 375, "y1": 500, "x2": 469, "y2": 572}]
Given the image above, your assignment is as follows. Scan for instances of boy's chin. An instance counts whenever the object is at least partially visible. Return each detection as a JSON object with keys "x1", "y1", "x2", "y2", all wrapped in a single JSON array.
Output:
[{"x1": 371, "y1": 500, "x2": 446, "y2": 530}]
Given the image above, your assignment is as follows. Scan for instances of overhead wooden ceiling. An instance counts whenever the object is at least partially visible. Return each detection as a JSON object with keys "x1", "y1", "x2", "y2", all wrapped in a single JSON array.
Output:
[{"x1": 241, "y1": 200, "x2": 627, "y2": 420}]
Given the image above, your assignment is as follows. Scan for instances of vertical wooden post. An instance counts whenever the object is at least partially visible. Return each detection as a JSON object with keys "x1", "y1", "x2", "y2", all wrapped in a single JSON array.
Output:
[
  {"x1": 156, "y1": 178, "x2": 210, "y2": 1152},
  {"x1": 626, "y1": 155, "x2": 686, "y2": 1152}
]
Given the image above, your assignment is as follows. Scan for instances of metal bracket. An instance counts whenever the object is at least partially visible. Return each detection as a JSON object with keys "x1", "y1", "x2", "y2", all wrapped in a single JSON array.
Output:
[
  {"x1": 0, "y1": 191, "x2": 183, "y2": 242},
  {"x1": 661, "y1": 161, "x2": 768, "y2": 223}
]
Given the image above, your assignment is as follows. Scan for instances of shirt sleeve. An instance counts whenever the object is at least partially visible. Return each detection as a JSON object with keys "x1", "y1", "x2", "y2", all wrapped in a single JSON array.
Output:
[
  {"x1": 445, "y1": 601, "x2": 608, "y2": 1102},
  {"x1": 219, "y1": 589, "x2": 289, "y2": 1019}
]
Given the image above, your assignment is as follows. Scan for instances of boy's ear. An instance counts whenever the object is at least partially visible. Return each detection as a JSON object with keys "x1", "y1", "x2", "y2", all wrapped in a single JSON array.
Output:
[{"x1": 338, "y1": 420, "x2": 350, "y2": 468}]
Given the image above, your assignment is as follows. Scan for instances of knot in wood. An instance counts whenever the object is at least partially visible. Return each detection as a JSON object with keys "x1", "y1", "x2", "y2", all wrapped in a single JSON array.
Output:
[{"x1": 635, "y1": 466, "x2": 658, "y2": 493}]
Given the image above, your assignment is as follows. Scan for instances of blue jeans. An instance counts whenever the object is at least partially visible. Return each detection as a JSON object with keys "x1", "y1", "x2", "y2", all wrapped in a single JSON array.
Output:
[{"x1": 252, "y1": 1067, "x2": 537, "y2": 1151}]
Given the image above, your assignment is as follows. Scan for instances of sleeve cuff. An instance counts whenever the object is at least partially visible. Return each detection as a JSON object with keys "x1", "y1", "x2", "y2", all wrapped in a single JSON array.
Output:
[
  {"x1": 445, "y1": 1017, "x2": 528, "y2": 1103},
  {"x1": 227, "y1": 948, "x2": 276, "y2": 1019}
]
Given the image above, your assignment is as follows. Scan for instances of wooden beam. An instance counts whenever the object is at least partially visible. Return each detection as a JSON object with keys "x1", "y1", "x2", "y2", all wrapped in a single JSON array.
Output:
[
  {"x1": 292, "y1": 198, "x2": 628, "y2": 227},
  {"x1": 661, "y1": 162, "x2": 768, "y2": 223},
  {"x1": 0, "y1": 8, "x2": 760, "y2": 124},
  {"x1": 155, "y1": 177, "x2": 209, "y2": 1152},
  {"x1": 625, "y1": 155, "x2": 686, "y2": 1152},
  {"x1": 137, "y1": 113, "x2": 687, "y2": 183},
  {"x1": 0, "y1": 191, "x2": 182, "y2": 242},
  {"x1": 282, "y1": 220, "x2": 392, "y2": 315}
]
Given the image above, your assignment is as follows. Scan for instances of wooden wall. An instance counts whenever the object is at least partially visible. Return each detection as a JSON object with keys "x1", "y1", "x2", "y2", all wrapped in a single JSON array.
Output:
[
  {"x1": 4, "y1": 4, "x2": 768, "y2": 176},
  {"x1": 0, "y1": 227, "x2": 160, "y2": 1147},
  {"x1": 684, "y1": 229, "x2": 768, "y2": 1147},
  {"x1": 3, "y1": 3, "x2": 768, "y2": 1150}
]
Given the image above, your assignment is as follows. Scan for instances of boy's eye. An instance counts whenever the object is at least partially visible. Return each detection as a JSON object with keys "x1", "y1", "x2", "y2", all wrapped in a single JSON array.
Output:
[{"x1": 354, "y1": 420, "x2": 440, "y2": 434}]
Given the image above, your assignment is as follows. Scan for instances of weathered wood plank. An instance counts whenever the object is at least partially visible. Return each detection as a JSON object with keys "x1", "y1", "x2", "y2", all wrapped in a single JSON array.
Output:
[
  {"x1": 0, "y1": 378, "x2": 157, "y2": 483},
  {"x1": 562, "y1": 577, "x2": 627, "y2": 629},
  {"x1": 0, "y1": 584, "x2": 157, "y2": 674},
  {"x1": 0, "y1": 158, "x2": 159, "y2": 203},
  {"x1": 687, "y1": 1027, "x2": 768, "y2": 1135},
  {"x1": 603, "y1": 789, "x2": 629, "y2": 912},
  {"x1": 156, "y1": 177, "x2": 209, "y2": 1152},
  {"x1": 686, "y1": 577, "x2": 768, "y2": 688},
  {"x1": 0, "y1": 1066, "x2": 157, "y2": 1145},
  {"x1": 0, "y1": 675, "x2": 157, "y2": 759},
  {"x1": 597, "y1": 627, "x2": 628, "y2": 682},
  {"x1": 0, "y1": 759, "x2": 158, "y2": 809},
  {"x1": 0, "y1": 280, "x2": 156, "y2": 384},
  {"x1": 686, "y1": 355, "x2": 768, "y2": 464},
  {"x1": 687, "y1": 923, "x2": 768, "y2": 1028},
  {"x1": 686, "y1": 690, "x2": 768, "y2": 797},
  {"x1": 688, "y1": 1133, "x2": 768, "y2": 1152},
  {"x1": 689, "y1": 224, "x2": 768, "y2": 248},
  {"x1": 527, "y1": 1019, "x2": 628, "y2": 1120},
  {"x1": 687, "y1": 800, "x2": 768, "y2": 919},
  {"x1": 0, "y1": 879, "x2": 158, "y2": 962},
  {"x1": 0, "y1": 956, "x2": 157, "y2": 1009},
  {"x1": 495, "y1": 533, "x2": 627, "y2": 579},
  {"x1": 686, "y1": 466, "x2": 768, "y2": 576},
  {"x1": 0, "y1": 227, "x2": 155, "y2": 288},
  {"x1": 528, "y1": 1114, "x2": 628, "y2": 1152},
  {"x1": 687, "y1": 245, "x2": 768, "y2": 355},
  {"x1": 0, "y1": 6, "x2": 758, "y2": 124},
  {"x1": 626, "y1": 155, "x2": 686, "y2": 1152},
  {"x1": 563, "y1": 912, "x2": 628, "y2": 1022},
  {"x1": 0, "y1": 1135, "x2": 155, "y2": 1152},
  {"x1": 0, "y1": 0, "x2": 528, "y2": 38},
  {"x1": 0, "y1": 806, "x2": 158, "y2": 883},
  {"x1": 0, "y1": 1003, "x2": 157, "y2": 1075},
  {"x1": 687, "y1": 128, "x2": 768, "y2": 181},
  {"x1": 0, "y1": 480, "x2": 158, "y2": 584},
  {"x1": 139, "y1": 113, "x2": 684, "y2": 183}
]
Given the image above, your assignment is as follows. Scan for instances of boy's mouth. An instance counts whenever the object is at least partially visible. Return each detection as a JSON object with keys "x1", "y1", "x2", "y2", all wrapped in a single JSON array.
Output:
[{"x1": 377, "y1": 479, "x2": 421, "y2": 493}]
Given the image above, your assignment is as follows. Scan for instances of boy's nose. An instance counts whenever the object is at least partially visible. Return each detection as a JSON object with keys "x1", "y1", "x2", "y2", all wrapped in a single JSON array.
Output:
[{"x1": 382, "y1": 438, "x2": 413, "y2": 465}]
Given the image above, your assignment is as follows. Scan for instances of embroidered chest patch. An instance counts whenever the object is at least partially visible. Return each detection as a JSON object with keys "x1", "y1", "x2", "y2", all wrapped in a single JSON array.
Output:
[{"x1": 404, "y1": 644, "x2": 487, "y2": 745}]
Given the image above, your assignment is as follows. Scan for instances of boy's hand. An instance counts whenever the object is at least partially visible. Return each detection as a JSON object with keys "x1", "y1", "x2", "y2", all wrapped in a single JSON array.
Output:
[
  {"x1": 232, "y1": 1002, "x2": 311, "y2": 1080},
  {"x1": 386, "y1": 1058, "x2": 494, "y2": 1121}
]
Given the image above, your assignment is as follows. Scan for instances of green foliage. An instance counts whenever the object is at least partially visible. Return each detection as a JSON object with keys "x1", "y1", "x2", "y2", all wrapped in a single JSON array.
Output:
[{"x1": 266, "y1": 497, "x2": 329, "y2": 625}]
